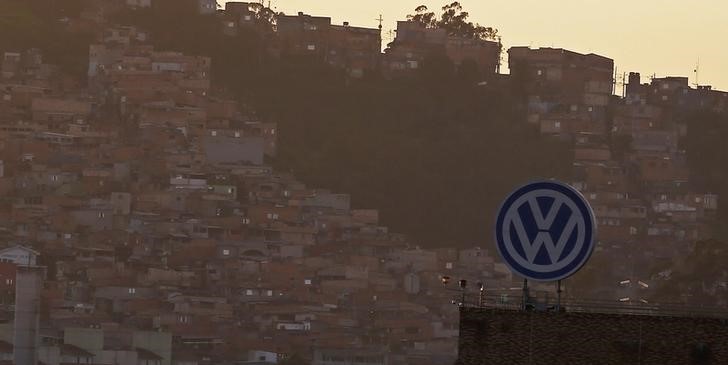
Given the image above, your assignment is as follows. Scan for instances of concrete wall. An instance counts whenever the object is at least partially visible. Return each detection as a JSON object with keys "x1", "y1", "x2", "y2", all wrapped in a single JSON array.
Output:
[
  {"x1": 14, "y1": 267, "x2": 43, "y2": 365},
  {"x1": 133, "y1": 331, "x2": 172, "y2": 365},
  {"x1": 457, "y1": 308, "x2": 728, "y2": 365},
  {"x1": 64, "y1": 327, "x2": 104, "y2": 357}
]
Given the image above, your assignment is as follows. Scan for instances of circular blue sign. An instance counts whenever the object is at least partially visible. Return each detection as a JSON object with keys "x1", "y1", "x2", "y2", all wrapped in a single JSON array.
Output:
[{"x1": 495, "y1": 181, "x2": 596, "y2": 282}]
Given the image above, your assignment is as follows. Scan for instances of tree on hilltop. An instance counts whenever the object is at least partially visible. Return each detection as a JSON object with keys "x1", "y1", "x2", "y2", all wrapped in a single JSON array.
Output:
[{"x1": 407, "y1": 2, "x2": 499, "y2": 41}]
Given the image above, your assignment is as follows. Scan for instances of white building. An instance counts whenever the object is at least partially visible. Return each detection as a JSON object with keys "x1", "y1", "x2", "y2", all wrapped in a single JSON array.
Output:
[{"x1": 0, "y1": 245, "x2": 39, "y2": 267}]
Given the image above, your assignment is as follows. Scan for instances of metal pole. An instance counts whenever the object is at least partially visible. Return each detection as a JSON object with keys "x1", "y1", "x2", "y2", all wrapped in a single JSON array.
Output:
[
  {"x1": 557, "y1": 280, "x2": 562, "y2": 313},
  {"x1": 522, "y1": 279, "x2": 528, "y2": 310},
  {"x1": 479, "y1": 285, "x2": 485, "y2": 308}
]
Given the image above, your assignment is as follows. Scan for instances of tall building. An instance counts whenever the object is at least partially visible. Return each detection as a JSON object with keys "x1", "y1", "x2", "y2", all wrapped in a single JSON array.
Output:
[
  {"x1": 14, "y1": 266, "x2": 43, "y2": 365},
  {"x1": 276, "y1": 12, "x2": 333, "y2": 59},
  {"x1": 508, "y1": 47, "x2": 614, "y2": 107},
  {"x1": 328, "y1": 22, "x2": 381, "y2": 78}
]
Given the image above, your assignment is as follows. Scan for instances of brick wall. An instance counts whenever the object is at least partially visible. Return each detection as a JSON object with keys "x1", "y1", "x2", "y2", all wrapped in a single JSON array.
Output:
[{"x1": 457, "y1": 308, "x2": 728, "y2": 365}]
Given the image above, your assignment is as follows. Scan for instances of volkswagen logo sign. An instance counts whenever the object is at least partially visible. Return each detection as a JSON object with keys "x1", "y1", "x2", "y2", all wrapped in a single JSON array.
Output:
[{"x1": 495, "y1": 181, "x2": 596, "y2": 282}]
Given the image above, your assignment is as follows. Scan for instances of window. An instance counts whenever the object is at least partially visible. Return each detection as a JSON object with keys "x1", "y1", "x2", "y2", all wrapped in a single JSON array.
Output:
[
  {"x1": 246, "y1": 289, "x2": 254, "y2": 296},
  {"x1": 98, "y1": 212, "x2": 105, "y2": 218},
  {"x1": 128, "y1": 288, "x2": 136, "y2": 294},
  {"x1": 222, "y1": 249, "x2": 230, "y2": 256},
  {"x1": 266, "y1": 290, "x2": 273, "y2": 296},
  {"x1": 307, "y1": 44, "x2": 316, "y2": 51},
  {"x1": 537, "y1": 69, "x2": 543, "y2": 76},
  {"x1": 554, "y1": 121, "x2": 561, "y2": 129},
  {"x1": 211, "y1": 130, "x2": 217, "y2": 136}
]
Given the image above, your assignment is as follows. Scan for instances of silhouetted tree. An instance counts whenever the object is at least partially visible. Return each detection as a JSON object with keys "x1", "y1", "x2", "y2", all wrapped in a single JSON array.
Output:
[
  {"x1": 249, "y1": 3, "x2": 277, "y2": 32},
  {"x1": 407, "y1": 2, "x2": 499, "y2": 41},
  {"x1": 407, "y1": 5, "x2": 438, "y2": 29}
]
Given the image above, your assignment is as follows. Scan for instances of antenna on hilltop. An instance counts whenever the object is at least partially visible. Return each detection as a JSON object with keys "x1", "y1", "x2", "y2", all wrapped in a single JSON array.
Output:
[
  {"x1": 693, "y1": 58, "x2": 700, "y2": 87},
  {"x1": 376, "y1": 14, "x2": 384, "y2": 30}
]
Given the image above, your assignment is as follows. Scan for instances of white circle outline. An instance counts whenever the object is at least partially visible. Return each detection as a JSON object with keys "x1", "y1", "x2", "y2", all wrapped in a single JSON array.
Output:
[{"x1": 494, "y1": 180, "x2": 597, "y2": 282}]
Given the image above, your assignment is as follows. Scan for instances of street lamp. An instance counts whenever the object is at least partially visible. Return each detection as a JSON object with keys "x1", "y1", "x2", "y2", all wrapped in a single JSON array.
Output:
[
  {"x1": 441, "y1": 276, "x2": 480, "y2": 307},
  {"x1": 441, "y1": 276, "x2": 451, "y2": 285},
  {"x1": 477, "y1": 282, "x2": 485, "y2": 307}
]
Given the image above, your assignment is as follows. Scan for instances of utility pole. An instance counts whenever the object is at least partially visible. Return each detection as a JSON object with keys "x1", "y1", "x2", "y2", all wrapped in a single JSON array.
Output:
[{"x1": 375, "y1": 14, "x2": 384, "y2": 30}]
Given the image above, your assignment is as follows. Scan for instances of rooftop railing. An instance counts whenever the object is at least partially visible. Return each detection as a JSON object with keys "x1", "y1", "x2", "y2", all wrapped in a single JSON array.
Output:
[{"x1": 458, "y1": 293, "x2": 728, "y2": 319}]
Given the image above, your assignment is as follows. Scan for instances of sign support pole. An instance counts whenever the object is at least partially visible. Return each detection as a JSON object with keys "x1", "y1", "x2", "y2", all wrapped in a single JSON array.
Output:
[
  {"x1": 557, "y1": 280, "x2": 562, "y2": 313},
  {"x1": 522, "y1": 279, "x2": 529, "y2": 310}
]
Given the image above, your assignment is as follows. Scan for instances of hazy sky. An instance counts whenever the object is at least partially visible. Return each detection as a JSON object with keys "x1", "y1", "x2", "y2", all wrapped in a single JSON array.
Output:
[{"x1": 221, "y1": 0, "x2": 728, "y2": 91}]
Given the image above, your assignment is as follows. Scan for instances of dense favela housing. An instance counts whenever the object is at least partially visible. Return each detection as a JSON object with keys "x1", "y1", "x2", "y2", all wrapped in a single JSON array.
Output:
[{"x1": 0, "y1": 0, "x2": 726, "y2": 364}]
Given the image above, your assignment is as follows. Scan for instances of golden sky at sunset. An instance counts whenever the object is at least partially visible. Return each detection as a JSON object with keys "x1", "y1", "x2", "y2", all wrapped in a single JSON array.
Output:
[{"x1": 221, "y1": 0, "x2": 728, "y2": 91}]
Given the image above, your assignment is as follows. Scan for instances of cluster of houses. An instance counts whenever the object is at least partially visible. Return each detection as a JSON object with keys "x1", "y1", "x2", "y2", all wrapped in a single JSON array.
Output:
[
  {"x1": 0, "y1": 0, "x2": 726, "y2": 364},
  {"x1": 0, "y1": 5, "x2": 515, "y2": 365},
  {"x1": 220, "y1": 2, "x2": 500, "y2": 79},
  {"x1": 508, "y1": 46, "x2": 726, "y2": 297}
]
